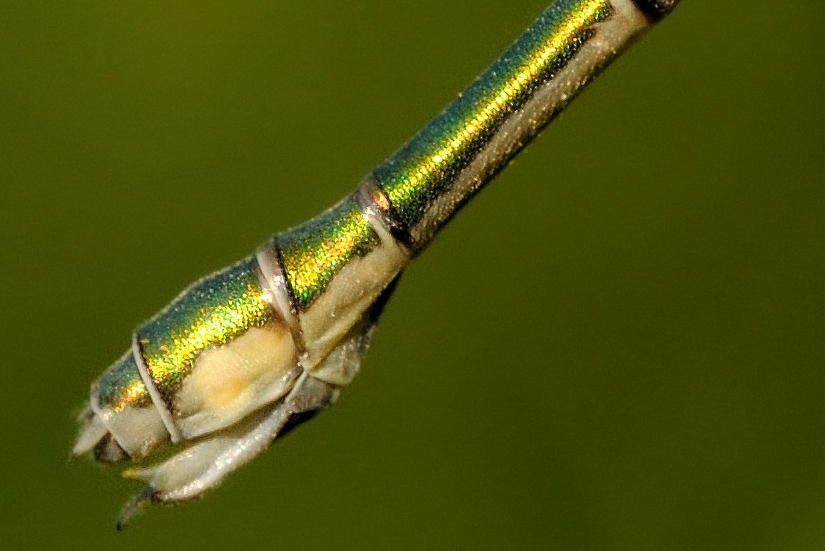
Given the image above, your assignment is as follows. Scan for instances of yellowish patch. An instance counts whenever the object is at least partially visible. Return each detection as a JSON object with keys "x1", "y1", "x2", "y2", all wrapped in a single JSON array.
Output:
[{"x1": 174, "y1": 323, "x2": 298, "y2": 439}]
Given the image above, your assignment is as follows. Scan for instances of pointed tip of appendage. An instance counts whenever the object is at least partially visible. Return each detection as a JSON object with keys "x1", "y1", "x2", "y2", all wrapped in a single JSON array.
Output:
[
  {"x1": 116, "y1": 486, "x2": 156, "y2": 531},
  {"x1": 631, "y1": 0, "x2": 681, "y2": 20},
  {"x1": 71, "y1": 412, "x2": 108, "y2": 458}
]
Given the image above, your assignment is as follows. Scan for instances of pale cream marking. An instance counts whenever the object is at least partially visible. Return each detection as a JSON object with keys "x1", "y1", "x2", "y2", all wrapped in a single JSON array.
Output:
[
  {"x1": 98, "y1": 403, "x2": 170, "y2": 458},
  {"x1": 298, "y1": 220, "x2": 408, "y2": 369},
  {"x1": 173, "y1": 324, "x2": 299, "y2": 439},
  {"x1": 88, "y1": 379, "x2": 170, "y2": 457},
  {"x1": 309, "y1": 322, "x2": 369, "y2": 386}
]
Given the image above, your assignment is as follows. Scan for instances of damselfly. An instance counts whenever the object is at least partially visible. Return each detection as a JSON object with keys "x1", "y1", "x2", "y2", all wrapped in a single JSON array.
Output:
[{"x1": 73, "y1": 0, "x2": 682, "y2": 528}]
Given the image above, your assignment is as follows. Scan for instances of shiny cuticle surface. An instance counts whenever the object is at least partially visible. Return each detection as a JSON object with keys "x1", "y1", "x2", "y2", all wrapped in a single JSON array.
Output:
[{"x1": 137, "y1": 258, "x2": 274, "y2": 405}]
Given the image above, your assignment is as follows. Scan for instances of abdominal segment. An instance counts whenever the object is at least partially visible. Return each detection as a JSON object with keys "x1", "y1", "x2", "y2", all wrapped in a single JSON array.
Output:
[{"x1": 172, "y1": 323, "x2": 300, "y2": 439}]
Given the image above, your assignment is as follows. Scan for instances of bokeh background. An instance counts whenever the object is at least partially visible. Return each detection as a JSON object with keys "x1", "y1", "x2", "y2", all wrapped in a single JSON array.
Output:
[{"x1": 2, "y1": 1, "x2": 824, "y2": 549}]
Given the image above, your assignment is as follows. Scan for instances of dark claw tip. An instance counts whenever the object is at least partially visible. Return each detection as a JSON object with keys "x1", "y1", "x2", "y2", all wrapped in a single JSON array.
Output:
[{"x1": 116, "y1": 486, "x2": 156, "y2": 531}]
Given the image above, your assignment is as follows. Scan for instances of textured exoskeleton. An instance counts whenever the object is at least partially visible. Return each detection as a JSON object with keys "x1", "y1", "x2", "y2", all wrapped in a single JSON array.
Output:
[
  {"x1": 73, "y1": 0, "x2": 680, "y2": 528},
  {"x1": 74, "y1": 189, "x2": 408, "y2": 525}
]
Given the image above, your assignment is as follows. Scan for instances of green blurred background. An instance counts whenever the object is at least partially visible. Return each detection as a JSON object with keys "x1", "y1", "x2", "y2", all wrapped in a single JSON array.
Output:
[{"x1": 2, "y1": 1, "x2": 824, "y2": 548}]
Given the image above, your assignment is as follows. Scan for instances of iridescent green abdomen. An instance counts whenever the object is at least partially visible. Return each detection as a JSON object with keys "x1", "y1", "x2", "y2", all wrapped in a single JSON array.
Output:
[
  {"x1": 73, "y1": 0, "x2": 681, "y2": 527},
  {"x1": 374, "y1": 0, "x2": 617, "y2": 247}
]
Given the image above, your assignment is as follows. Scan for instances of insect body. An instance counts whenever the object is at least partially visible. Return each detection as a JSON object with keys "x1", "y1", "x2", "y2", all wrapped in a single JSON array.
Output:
[{"x1": 73, "y1": 0, "x2": 681, "y2": 527}]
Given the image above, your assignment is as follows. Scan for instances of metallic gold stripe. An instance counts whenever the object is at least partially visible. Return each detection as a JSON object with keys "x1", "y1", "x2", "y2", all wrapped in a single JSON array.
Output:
[{"x1": 373, "y1": 0, "x2": 612, "y2": 244}]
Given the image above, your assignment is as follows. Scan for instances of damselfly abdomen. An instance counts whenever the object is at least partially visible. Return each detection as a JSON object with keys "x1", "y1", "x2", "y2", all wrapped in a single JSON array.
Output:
[{"x1": 73, "y1": 0, "x2": 681, "y2": 528}]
